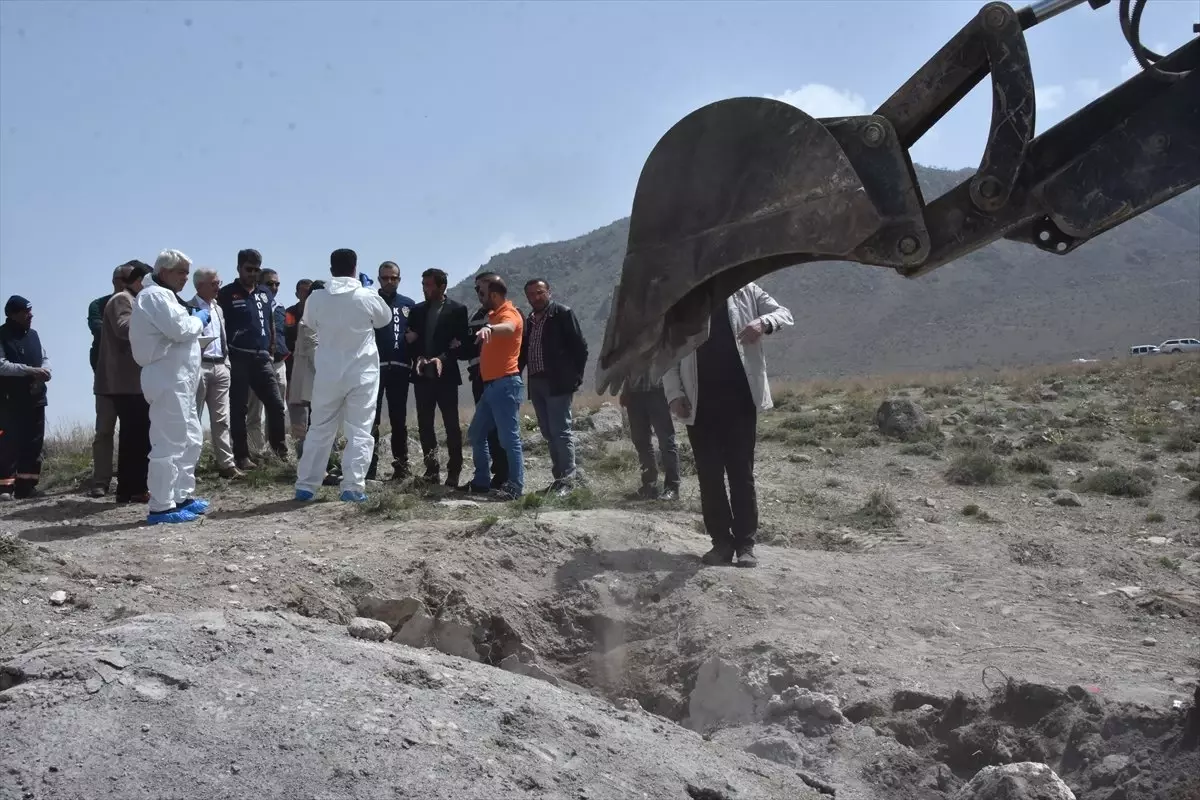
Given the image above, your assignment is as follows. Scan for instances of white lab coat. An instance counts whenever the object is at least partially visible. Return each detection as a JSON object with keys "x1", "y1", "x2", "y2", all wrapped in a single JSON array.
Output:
[
  {"x1": 130, "y1": 274, "x2": 205, "y2": 513},
  {"x1": 662, "y1": 282, "x2": 794, "y2": 426},
  {"x1": 294, "y1": 276, "x2": 393, "y2": 494}
]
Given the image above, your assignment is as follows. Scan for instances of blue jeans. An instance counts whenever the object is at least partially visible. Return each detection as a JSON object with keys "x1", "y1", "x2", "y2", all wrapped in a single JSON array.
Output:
[
  {"x1": 468, "y1": 374, "x2": 524, "y2": 495},
  {"x1": 529, "y1": 377, "x2": 576, "y2": 483}
]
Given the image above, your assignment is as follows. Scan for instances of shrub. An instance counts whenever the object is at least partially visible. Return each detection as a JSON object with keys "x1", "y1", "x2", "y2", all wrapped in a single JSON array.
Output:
[
  {"x1": 945, "y1": 451, "x2": 1007, "y2": 486},
  {"x1": 1030, "y1": 475, "x2": 1060, "y2": 490},
  {"x1": 1188, "y1": 483, "x2": 1200, "y2": 504},
  {"x1": 851, "y1": 486, "x2": 900, "y2": 528},
  {"x1": 1011, "y1": 453, "x2": 1051, "y2": 474},
  {"x1": 899, "y1": 441, "x2": 939, "y2": 456},
  {"x1": 1079, "y1": 468, "x2": 1152, "y2": 498},
  {"x1": 1053, "y1": 441, "x2": 1095, "y2": 462},
  {"x1": 1144, "y1": 512, "x2": 1165, "y2": 523},
  {"x1": 1164, "y1": 428, "x2": 1198, "y2": 453}
]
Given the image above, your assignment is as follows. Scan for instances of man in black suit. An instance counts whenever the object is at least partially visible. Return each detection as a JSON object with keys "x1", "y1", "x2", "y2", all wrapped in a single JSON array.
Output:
[{"x1": 404, "y1": 268, "x2": 469, "y2": 486}]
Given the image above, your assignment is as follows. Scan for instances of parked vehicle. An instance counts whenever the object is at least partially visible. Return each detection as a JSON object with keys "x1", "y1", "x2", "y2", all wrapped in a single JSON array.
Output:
[
  {"x1": 1130, "y1": 345, "x2": 1161, "y2": 356},
  {"x1": 1158, "y1": 338, "x2": 1200, "y2": 354}
]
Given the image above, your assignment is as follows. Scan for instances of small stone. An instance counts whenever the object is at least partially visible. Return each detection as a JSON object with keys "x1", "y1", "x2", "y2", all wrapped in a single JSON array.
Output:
[
  {"x1": 224, "y1": 564, "x2": 240, "y2": 573},
  {"x1": 227, "y1": 584, "x2": 238, "y2": 592},
  {"x1": 231, "y1": 764, "x2": 241, "y2": 775},
  {"x1": 1142, "y1": 637, "x2": 1157, "y2": 647},
  {"x1": 84, "y1": 677, "x2": 103, "y2": 694},
  {"x1": 248, "y1": 577, "x2": 259, "y2": 584},
  {"x1": 449, "y1": 569, "x2": 466, "y2": 580},
  {"x1": 1052, "y1": 491, "x2": 1083, "y2": 507},
  {"x1": 436, "y1": 499, "x2": 479, "y2": 508},
  {"x1": 48, "y1": 591, "x2": 68, "y2": 606},
  {"x1": 348, "y1": 617, "x2": 393, "y2": 642},
  {"x1": 923, "y1": 497, "x2": 937, "y2": 508}
]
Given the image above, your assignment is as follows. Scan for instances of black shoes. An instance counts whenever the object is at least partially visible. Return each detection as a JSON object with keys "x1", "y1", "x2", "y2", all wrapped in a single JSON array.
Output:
[
  {"x1": 701, "y1": 545, "x2": 735, "y2": 566},
  {"x1": 734, "y1": 545, "x2": 758, "y2": 568},
  {"x1": 700, "y1": 543, "x2": 758, "y2": 567}
]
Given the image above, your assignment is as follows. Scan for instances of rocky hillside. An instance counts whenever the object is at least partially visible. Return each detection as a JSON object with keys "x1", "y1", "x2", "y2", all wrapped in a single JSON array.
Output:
[{"x1": 451, "y1": 168, "x2": 1199, "y2": 386}]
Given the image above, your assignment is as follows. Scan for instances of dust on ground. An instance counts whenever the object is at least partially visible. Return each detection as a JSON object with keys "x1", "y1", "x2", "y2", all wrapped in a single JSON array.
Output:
[{"x1": 2, "y1": 355, "x2": 1198, "y2": 799}]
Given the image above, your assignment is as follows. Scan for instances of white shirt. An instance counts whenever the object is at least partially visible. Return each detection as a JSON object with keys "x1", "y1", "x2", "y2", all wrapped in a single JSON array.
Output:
[{"x1": 193, "y1": 296, "x2": 223, "y2": 359}]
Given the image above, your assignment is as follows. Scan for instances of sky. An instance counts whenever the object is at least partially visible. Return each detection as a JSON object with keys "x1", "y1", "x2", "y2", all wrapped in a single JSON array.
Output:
[{"x1": 1, "y1": 0, "x2": 1195, "y2": 427}]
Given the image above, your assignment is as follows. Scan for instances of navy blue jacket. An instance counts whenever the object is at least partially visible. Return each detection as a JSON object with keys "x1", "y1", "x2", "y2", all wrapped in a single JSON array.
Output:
[
  {"x1": 268, "y1": 290, "x2": 289, "y2": 362},
  {"x1": 374, "y1": 290, "x2": 417, "y2": 368},
  {"x1": 217, "y1": 282, "x2": 275, "y2": 356},
  {"x1": 0, "y1": 323, "x2": 48, "y2": 408}
]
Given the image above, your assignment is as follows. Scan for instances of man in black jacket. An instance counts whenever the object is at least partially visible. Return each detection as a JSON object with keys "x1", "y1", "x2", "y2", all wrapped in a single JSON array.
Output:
[
  {"x1": 0, "y1": 295, "x2": 51, "y2": 501},
  {"x1": 519, "y1": 279, "x2": 588, "y2": 495},
  {"x1": 367, "y1": 261, "x2": 417, "y2": 481},
  {"x1": 216, "y1": 248, "x2": 288, "y2": 469},
  {"x1": 403, "y1": 267, "x2": 469, "y2": 486},
  {"x1": 460, "y1": 272, "x2": 507, "y2": 490}
]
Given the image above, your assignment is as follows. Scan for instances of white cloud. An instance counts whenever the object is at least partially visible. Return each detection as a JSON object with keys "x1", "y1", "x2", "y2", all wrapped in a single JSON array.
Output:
[
  {"x1": 1036, "y1": 84, "x2": 1066, "y2": 110},
  {"x1": 765, "y1": 83, "x2": 869, "y2": 118},
  {"x1": 1074, "y1": 78, "x2": 1103, "y2": 100},
  {"x1": 482, "y1": 232, "x2": 549, "y2": 262}
]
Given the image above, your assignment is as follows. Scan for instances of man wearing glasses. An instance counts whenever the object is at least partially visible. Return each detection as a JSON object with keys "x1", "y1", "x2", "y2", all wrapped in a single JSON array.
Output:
[
  {"x1": 217, "y1": 248, "x2": 288, "y2": 470},
  {"x1": 366, "y1": 261, "x2": 416, "y2": 481},
  {"x1": 245, "y1": 268, "x2": 290, "y2": 460}
]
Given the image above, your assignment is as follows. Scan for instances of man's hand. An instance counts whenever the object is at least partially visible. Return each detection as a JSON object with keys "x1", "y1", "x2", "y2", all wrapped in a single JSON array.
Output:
[
  {"x1": 737, "y1": 319, "x2": 765, "y2": 344},
  {"x1": 404, "y1": 330, "x2": 417, "y2": 343},
  {"x1": 449, "y1": 338, "x2": 461, "y2": 350},
  {"x1": 30, "y1": 368, "x2": 51, "y2": 382},
  {"x1": 194, "y1": 308, "x2": 211, "y2": 327},
  {"x1": 476, "y1": 324, "x2": 493, "y2": 344},
  {"x1": 669, "y1": 397, "x2": 691, "y2": 418}
]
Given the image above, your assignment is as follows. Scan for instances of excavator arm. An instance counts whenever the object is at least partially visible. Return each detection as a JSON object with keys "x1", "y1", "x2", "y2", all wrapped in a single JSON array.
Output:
[{"x1": 595, "y1": 0, "x2": 1199, "y2": 395}]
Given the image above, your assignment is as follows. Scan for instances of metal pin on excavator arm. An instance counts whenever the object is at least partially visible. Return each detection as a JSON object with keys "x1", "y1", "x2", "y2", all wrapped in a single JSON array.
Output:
[{"x1": 595, "y1": 0, "x2": 1199, "y2": 395}]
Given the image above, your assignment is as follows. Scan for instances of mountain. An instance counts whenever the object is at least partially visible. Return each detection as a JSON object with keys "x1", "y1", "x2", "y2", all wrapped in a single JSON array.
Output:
[{"x1": 449, "y1": 166, "x2": 1199, "y2": 387}]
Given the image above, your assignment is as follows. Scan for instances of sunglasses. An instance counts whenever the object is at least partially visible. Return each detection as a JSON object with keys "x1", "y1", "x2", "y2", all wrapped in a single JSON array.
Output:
[{"x1": 265, "y1": 281, "x2": 280, "y2": 288}]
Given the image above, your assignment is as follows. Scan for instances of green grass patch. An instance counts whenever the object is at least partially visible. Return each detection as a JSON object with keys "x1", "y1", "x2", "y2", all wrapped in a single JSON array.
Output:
[
  {"x1": 850, "y1": 486, "x2": 900, "y2": 529},
  {"x1": 945, "y1": 450, "x2": 1007, "y2": 486},
  {"x1": 1078, "y1": 467, "x2": 1152, "y2": 498}
]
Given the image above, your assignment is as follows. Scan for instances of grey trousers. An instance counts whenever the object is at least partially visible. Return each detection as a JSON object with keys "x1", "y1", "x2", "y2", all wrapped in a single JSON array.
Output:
[
  {"x1": 91, "y1": 394, "x2": 118, "y2": 489},
  {"x1": 195, "y1": 361, "x2": 236, "y2": 470},
  {"x1": 624, "y1": 387, "x2": 680, "y2": 490}
]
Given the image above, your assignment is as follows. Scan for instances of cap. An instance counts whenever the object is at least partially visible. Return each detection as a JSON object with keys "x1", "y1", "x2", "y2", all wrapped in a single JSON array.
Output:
[{"x1": 4, "y1": 295, "x2": 32, "y2": 316}]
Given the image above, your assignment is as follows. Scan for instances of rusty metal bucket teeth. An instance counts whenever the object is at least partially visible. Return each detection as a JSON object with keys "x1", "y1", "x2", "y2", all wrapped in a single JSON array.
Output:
[{"x1": 595, "y1": 97, "x2": 886, "y2": 395}]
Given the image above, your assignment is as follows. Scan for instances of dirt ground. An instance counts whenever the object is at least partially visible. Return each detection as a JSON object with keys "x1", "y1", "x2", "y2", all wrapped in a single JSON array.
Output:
[{"x1": 2, "y1": 355, "x2": 1198, "y2": 799}]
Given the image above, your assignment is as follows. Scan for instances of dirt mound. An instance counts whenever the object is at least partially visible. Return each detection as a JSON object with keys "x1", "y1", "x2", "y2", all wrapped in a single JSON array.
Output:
[
  {"x1": 841, "y1": 679, "x2": 1199, "y2": 799},
  {"x1": 0, "y1": 609, "x2": 826, "y2": 800}
]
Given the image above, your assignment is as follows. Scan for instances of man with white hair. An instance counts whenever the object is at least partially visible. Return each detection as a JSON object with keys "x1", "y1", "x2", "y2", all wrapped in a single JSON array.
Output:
[
  {"x1": 129, "y1": 249, "x2": 211, "y2": 524},
  {"x1": 188, "y1": 267, "x2": 242, "y2": 479}
]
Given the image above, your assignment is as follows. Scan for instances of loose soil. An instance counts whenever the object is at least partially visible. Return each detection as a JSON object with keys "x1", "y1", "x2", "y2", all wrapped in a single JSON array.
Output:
[{"x1": 2, "y1": 356, "x2": 1198, "y2": 799}]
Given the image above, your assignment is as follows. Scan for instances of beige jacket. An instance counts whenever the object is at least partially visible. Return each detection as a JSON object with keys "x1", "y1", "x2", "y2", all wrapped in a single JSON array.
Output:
[
  {"x1": 662, "y1": 282, "x2": 793, "y2": 426},
  {"x1": 288, "y1": 314, "x2": 318, "y2": 405},
  {"x1": 186, "y1": 295, "x2": 229, "y2": 365},
  {"x1": 93, "y1": 291, "x2": 142, "y2": 395}
]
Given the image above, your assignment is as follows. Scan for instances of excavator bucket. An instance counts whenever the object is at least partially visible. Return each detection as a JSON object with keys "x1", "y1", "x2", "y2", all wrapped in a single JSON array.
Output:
[{"x1": 594, "y1": 97, "x2": 890, "y2": 395}]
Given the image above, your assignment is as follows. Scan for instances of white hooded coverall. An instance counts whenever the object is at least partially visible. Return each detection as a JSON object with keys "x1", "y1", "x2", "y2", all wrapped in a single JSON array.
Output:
[
  {"x1": 129, "y1": 274, "x2": 205, "y2": 513},
  {"x1": 294, "y1": 275, "x2": 393, "y2": 494}
]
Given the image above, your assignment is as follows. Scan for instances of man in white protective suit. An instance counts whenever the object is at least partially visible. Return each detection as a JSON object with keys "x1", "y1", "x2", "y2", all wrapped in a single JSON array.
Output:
[
  {"x1": 293, "y1": 248, "x2": 392, "y2": 503},
  {"x1": 129, "y1": 249, "x2": 211, "y2": 525}
]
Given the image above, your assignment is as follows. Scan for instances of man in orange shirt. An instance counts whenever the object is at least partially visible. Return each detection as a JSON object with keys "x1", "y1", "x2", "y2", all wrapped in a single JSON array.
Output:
[{"x1": 463, "y1": 276, "x2": 525, "y2": 500}]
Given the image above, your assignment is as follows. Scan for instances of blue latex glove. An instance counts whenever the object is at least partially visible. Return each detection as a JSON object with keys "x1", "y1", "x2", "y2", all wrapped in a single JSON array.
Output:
[
  {"x1": 194, "y1": 308, "x2": 211, "y2": 327},
  {"x1": 359, "y1": 272, "x2": 374, "y2": 287}
]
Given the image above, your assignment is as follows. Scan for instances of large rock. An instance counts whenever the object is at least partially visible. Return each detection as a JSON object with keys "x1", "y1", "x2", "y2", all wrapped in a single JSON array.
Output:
[
  {"x1": 876, "y1": 398, "x2": 930, "y2": 441},
  {"x1": 0, "y1": 610, "x2": 825, "y2": 800},
  {"x1": 955, "y1": 762, "x2": 1076, "y2": 800}
]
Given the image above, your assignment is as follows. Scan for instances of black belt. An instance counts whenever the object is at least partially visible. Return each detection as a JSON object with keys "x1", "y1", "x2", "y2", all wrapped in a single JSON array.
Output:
[
  {"x1": 482, "y1": 372, "x2": 519, "y2": 386},
  {"x1": 202, "y1": 356, "x2": 225, "y2": 364}
]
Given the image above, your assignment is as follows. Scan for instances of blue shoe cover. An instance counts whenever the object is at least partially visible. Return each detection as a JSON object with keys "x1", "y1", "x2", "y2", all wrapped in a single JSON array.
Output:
[
  {"x1": 147, "y1": 509, "x2": 199, "y2": 525},
  {"x1": 294, "y1": 489, "x2": 315, "y2": 502},
  {"x1": 339, "y1": 490, "x2": 367, "y2": 503},
  {"x1": 177, "y1": 497, "x2": 209, "y2": 515}
]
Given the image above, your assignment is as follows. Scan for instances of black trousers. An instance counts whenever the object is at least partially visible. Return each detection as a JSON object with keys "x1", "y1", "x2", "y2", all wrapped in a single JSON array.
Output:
[
  {"x1": 110, "y1": 393, "x2": 150, "y2": 499},
  {"x1": 368, "y1": 367, "x2": 412, "y2": 479},
  {"x1": 685, "y1": 384, "x2": 758, "y2": 548},
  {"x1": 0, "y1": 403, "x2": 45, "y2": 497},
  {"x1": 625, "y1": 387, "x2": 680, "y2": 491},
  {"x1": 414, "y1": 380, "x2": 462, "y2": 481},
  {"x1": 229, "y1": 351, "x2": 287, "y2": 461},
  {"x1": 471, "y1": 376, "x2": 507, "y2": 487}
]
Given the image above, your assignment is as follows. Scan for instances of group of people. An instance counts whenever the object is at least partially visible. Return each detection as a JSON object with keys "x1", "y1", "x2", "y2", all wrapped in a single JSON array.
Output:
[{"x1": 0, "y1": 247, "x2": 792, "y2": 566}]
